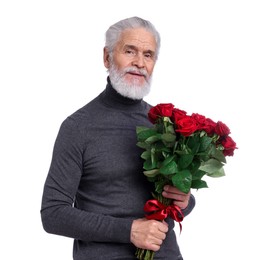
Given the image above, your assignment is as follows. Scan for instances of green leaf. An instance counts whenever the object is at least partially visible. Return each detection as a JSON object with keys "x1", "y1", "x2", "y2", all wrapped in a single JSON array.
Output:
[
  {"x1": 167, "y1": 125, "x2": 175, "y2": 134},
  {"x1": 159, "y1": 155, "x2": 177, "y2": 175},
  {"x1": 206, "y1": 167, "x2": 226, "y2": 178},
  {"x1": 143, "y1": 158, "x2": 157, "y2": 170},
  {"x1": 159, "y1": 160, "x2": 178, "y2": 175},
  {"x1": 136, "y1": 126, "x2": 148, "y2": 133},
  {"x1": 172, "y1": 170, "x2": 192, "y2": 194},
  {"x1": 187, "y1": 135, "x2": 200, "y2": 153},
  {"x1": 188, "y1": 159, "x2": 201, "y2": 175},
  {"x1": 162, "y1": 155, "x2": 176, "y2": 165},
  {"x1": 136, "y1": 141, "x2": 149, "y2": 149},
  {"x1": 155, "y1": 142, "x2": 171, "y2": 153},
  {"x1": 161, "y1": 133, "x2": 176, "y2": 143},
  {"x1": 199, "y1": 136, "x2": 213, "y2": 152},
  {"x1": 211, "y1": 147, "x2": 226, "y2": 163},
  {"x1": 191, "y1": 179, "x2": 208, "y2": 189},
  {"x1": 136, "y1": 128, "x2": 157, "y2": 142},
  {"x1": 144, "y1": 169, "x2": 160, "y2": 178},
  {"x1": 145, "y1": 134, "x2": 162, "y2": 144},
  {"x1": 192, "y1": 169, "x2": 206, "y2": 180},
  {"x1": 141, "y1": 150, "x2": 151, "y2": 160},
  {"x1": 178, "y1": 154, "x2": 194, "y2": 169},
  {"x1": 198, "y1": 158, "x2": 224, "y2": 174}
]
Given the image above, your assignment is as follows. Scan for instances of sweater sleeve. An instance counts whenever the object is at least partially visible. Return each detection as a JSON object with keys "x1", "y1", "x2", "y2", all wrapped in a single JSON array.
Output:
[
  {"x1": 40, "y1": 118, "x2": 133, "y2": 243},
  {"x1": 181, "y1": 193, "x2": 196, "y2": 217}
]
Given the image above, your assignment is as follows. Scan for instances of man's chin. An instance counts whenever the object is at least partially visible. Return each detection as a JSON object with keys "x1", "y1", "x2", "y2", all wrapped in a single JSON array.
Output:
[
  {"x1": 124, "y1": 76, "x2": 147, "y2": 87},
  {"x1": 109, "y1": 68, "x2": 151, "y2": 99}
]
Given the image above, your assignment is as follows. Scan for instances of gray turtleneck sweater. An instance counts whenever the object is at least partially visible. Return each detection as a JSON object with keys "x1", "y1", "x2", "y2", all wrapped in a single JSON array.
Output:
[{"x1": 41, "y1": 78, "x2": 195, "y2": 260}]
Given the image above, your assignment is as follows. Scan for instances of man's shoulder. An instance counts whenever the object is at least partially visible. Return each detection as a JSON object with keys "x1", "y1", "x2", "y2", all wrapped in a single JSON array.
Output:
[
  {"x1": 69, "y1": 94, "x2": 102, "y2": 119},
  {"x1": 59, "y1": 94, "x2": 101, "y2": 131}
]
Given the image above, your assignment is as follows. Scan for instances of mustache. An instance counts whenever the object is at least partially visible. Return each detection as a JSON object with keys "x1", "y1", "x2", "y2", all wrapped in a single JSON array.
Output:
[{"x1": 123, "y1": 67, "x2": 148, "y2": 77}]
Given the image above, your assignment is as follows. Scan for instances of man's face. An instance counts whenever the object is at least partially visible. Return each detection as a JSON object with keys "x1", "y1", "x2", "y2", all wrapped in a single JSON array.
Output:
[{"x1": 104, "y1": 28, "x2": 157, "y2": 99}]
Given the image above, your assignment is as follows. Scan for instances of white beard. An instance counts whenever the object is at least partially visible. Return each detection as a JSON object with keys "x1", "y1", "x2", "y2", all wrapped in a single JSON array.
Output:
[{"x1": 108, "y1": 62, "x2": 152, "y2": 100}]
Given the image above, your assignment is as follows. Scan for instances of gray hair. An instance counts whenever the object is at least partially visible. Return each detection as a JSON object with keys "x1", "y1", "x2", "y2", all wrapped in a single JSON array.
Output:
[{"x1": 105, "y1": 16, "x2": 161, "y2": 60}]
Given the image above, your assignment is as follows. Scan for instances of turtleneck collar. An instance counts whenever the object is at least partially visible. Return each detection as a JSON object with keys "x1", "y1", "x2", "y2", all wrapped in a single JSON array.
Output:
[{"x1": 100, "y1": 77, "x2": 144, "y2": 110}]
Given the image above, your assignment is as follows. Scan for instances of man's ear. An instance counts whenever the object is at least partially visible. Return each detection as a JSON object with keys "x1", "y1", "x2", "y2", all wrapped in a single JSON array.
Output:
[{"x1": 103, "y1": 47, "x2": 110, "y2": 69}]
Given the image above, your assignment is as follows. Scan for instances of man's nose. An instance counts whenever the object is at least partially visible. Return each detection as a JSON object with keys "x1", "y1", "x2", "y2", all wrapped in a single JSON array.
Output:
[{"x1": 132, "y1": 53, "x2": 145, "y2": 68}]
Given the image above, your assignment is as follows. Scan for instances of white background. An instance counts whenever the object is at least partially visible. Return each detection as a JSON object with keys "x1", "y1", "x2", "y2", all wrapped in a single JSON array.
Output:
[{"x1": 1, "y1": 0, "x2": 268, "y2": 259}]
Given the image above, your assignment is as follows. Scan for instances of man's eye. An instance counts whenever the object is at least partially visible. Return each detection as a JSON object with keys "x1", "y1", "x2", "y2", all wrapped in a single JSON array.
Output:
[
  {"x1": 145, "y1": 53, "x2": 155, "y2": 61},
  {"x1": 144, "y1": 53, "x2": 152, "y2": 58},
  {"x1": 125, "y1": 50, "x2": 135, "y2": 55}
]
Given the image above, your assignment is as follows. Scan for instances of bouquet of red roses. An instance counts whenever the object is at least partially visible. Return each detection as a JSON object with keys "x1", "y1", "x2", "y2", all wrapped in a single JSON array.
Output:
[{"x1": 135, "y1": 103, "x2": 237, "y2": 260}]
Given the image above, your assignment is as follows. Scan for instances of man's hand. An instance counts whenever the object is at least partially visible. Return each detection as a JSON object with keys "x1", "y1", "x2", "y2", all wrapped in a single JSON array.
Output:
[
  {"x1": 162, "y1": 185, "x2": 191, "y2": 209},
  {"x1": 130, "y1": 218, "x2": 168, "y2": 252}
]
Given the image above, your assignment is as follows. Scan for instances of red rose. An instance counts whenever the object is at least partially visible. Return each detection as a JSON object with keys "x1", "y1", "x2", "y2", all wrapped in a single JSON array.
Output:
[
  {"x1": 221, "y1": 136, "x2": 237, "y2": 156},
  {"x1": 191, "y1": 114, "x2": 217, "y2": 135},
  {"x1": 202, "y1": 118, "x2": 217, "y2": 135},
  {"x1": 191, "y1": 113, "x2": 207, "y2": 130},
  {"x1": 148, "y1": 103, "x2": 174, "y2": 123},
  {"x1": 175, "y1": 116, "x2": 198, "y2": 137},
  {"x1": 171, "y1": 108, "x2": 187, "y2": 123},
  {"x1": 215, "y1": 121, "x2": 230, "y2": 137}
]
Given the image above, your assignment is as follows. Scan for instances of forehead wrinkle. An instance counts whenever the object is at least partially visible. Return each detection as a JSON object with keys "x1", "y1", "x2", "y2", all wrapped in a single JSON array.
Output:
[{"x1": 118, "y1": 28, "x2": 156, "y2": 51}]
